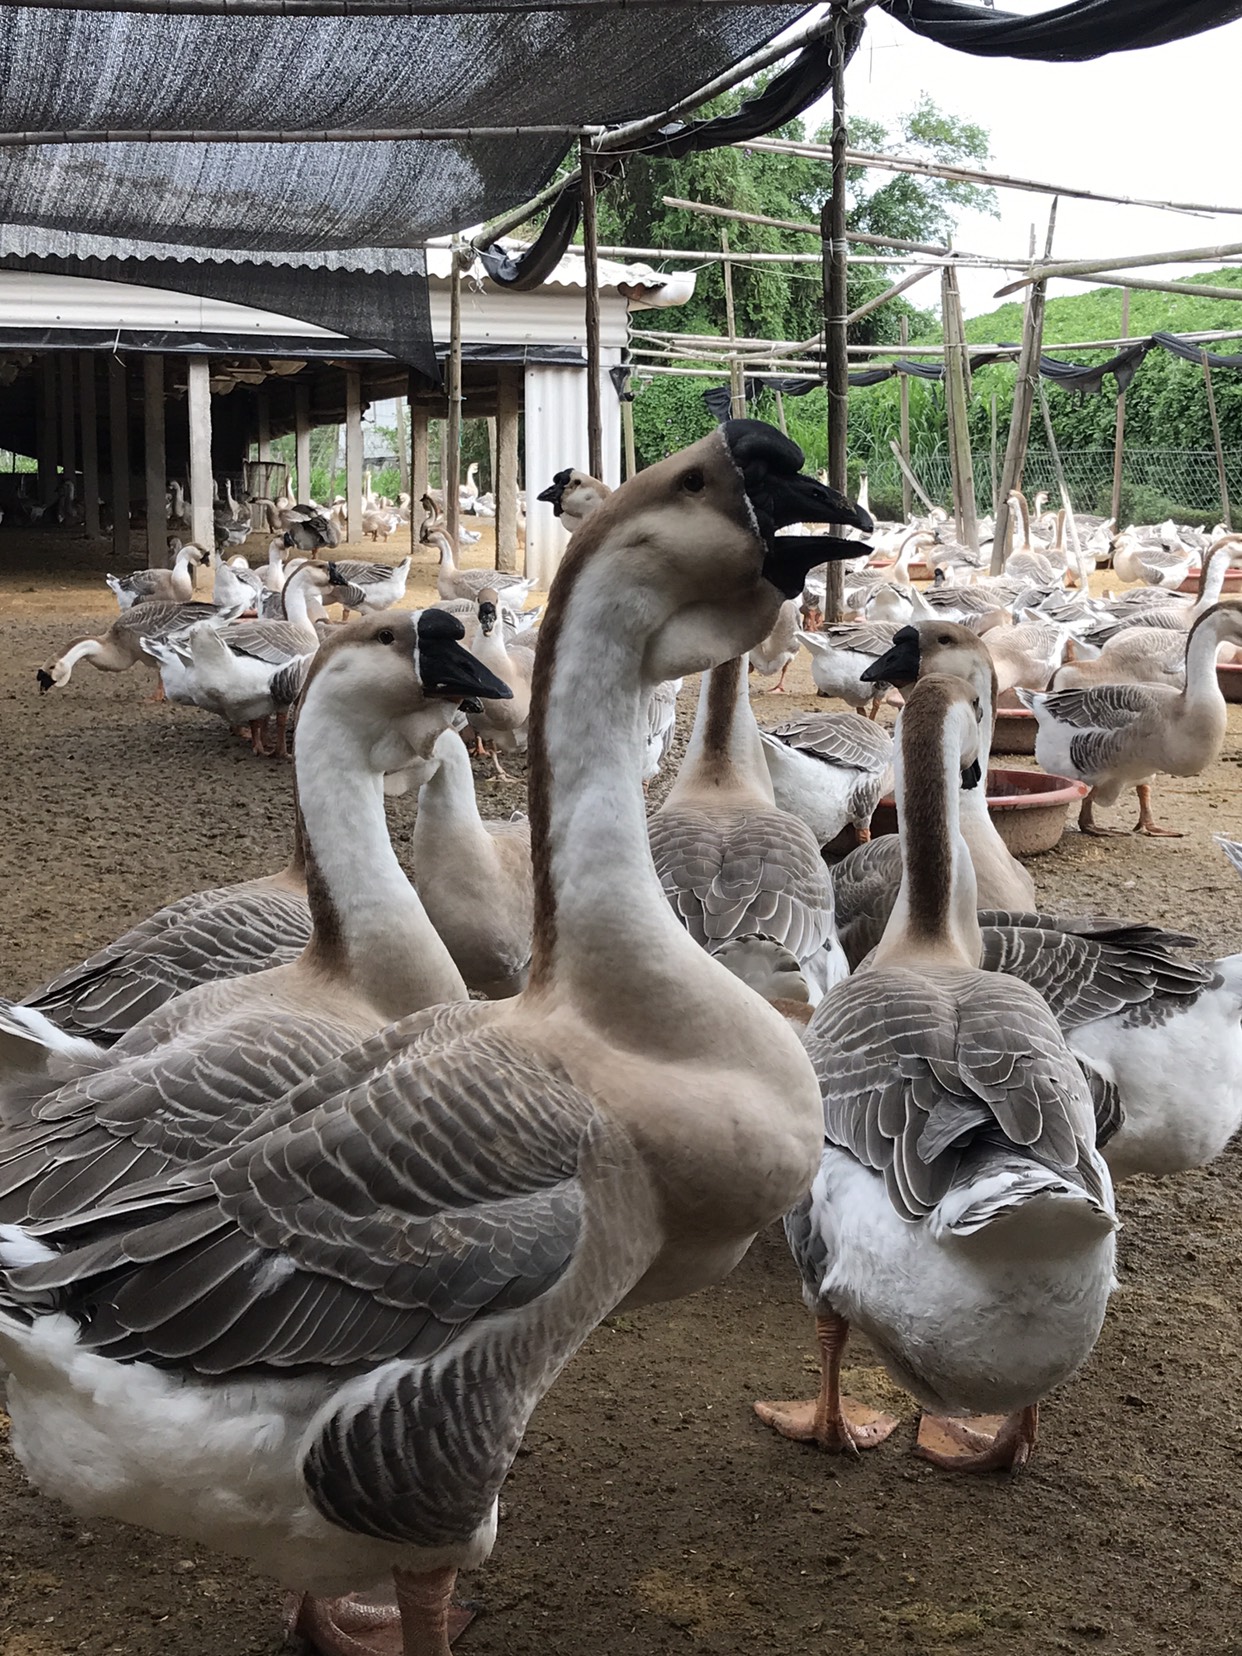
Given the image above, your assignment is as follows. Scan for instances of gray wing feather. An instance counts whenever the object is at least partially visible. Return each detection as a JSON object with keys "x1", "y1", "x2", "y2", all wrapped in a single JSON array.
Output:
[{"x1": 764, "y1": 712, "x2": 892, "y2": 774}]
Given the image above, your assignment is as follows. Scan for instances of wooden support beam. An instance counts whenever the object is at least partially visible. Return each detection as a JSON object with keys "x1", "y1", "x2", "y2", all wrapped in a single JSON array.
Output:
[
  {"x1": 495, "y1": 363, "x2": 520, "y2": 574},
  {"x1": 622, "y1": 393, "x2": 637, "y2": 479},
  {"x1": 79, "y1": 352, "x2": 101, "y2": 539},
  {"x1": 108, "y1": 355, "x2": 130, "y2": 561},
  {"x1": 486, "y1": 416, "x2": 497, "y2": 498},
  {"x1": 889, "y1": 439, "x2": 935, "y2": 514},
  {"x1": 1203, "y1": 348, "x2": 1232, "y2": 529},
  {"x1": 941, "y1": 264, "x2": 978, "y2": 551},
  {"x1": 898, "y1": 315, "x2": 911, "y2": 521},
  {"x1": 295, "y1": 382, "x2": 311, "y2": 502},
  {"x1": 345, "y1": 369, "x2": 363, "y2": 543},
  {"x1": 186, "y1": 355, "x2": 214, "y2": 554},
  {"x1": 992, "y1": 204, "x2": 1057, "y2": 574},
  {"x1": 37, "y1": 356, "x2": 57, "y2": 504},
  {"x1": 1110, "y1": 289, "x2": 1129, "y2": 528},
  {"x1": 445, "y1": 240, "x2": 463, "y2": 551},
  {"x1": 256, "y1": 387, "x2": 272, "y2": 461},
  {"x1": 143, "y1": 354, "x2": 168, "y2": 567},
  {"x1": 395, "y1": 391, "x2": 410, "y2": 495},
  {"x1": 721, "y1": 229, "x2": 746, "y2": 419},
  {"x1": 821, "y1": 14, "x2": 850, "y2": 623},
  {"x1": 410, "y1": 402, "x2": 429, "y2": 531},
  {"x1": 581, "y1": 141, "x2": 604, "y2": 481},
  {"x1": 58, "y1": 355, "x2": 76, "y2": 496}
]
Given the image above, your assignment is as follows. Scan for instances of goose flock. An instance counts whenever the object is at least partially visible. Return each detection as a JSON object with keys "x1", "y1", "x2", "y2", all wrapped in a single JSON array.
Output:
[{"x1": 3, "y1": 420, "x2": 1241, "y2": 1654}]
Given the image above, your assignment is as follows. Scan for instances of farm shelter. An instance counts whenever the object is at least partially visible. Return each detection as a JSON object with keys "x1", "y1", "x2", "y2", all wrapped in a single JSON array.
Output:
[{"x1": 0, "y1": 242, "x2": 694, "y2": 581}]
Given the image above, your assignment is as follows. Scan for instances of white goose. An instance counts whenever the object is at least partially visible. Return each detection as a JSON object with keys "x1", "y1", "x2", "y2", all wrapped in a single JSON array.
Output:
[
  {"x1": 427, "y1": 528, "x2": 536, "y2": 607},
  {"x1": 649, "y1": 657, "x2": 848, "y2": 1002},
  {"x1": 0, "y1": 419, "x2": 868, "y2": 1656},
  {"x1": 324, "y1": 556, "x2": 412, "y2": 617},
  {"x1": 107, "y1": 542, "x2": 208, "y2": 610},
  {"x1": 756, "y1": 673, "x2": 1116, "y2": 1473},
  {"x1": 797, "y1": 621, "x2": 900, "y2": 716},
  {"x1": 759, "y1": 711, "x2": 893, "y2": 848}
]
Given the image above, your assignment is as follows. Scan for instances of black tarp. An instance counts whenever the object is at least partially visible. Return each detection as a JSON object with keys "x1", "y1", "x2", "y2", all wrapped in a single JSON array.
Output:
[{"x1": 879, "y1": 0, "x2": 1242, "y2": 61}]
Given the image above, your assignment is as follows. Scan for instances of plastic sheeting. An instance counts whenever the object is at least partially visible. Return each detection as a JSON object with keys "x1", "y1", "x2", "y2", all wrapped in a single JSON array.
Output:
[{"x1": 879, "y1": 0, "x2": 1242, "y2": 62}]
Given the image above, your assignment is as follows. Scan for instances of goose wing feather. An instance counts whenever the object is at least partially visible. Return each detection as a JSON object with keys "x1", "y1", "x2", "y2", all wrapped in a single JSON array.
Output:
[
  {"x1": 805, "y1": 968, "x2": 1099, "y2": 1222},
  {"x1": 21, "y1": 886, "x2": 312, "y2": 1045},
  {"x1": 765, "y1": 712, "x2": 892, "y2": 773},
  {"x1": 213, "y1": 621, "x2": 312, "y2": 664}
]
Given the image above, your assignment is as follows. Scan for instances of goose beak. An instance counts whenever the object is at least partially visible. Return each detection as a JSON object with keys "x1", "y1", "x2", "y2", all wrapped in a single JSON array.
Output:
[
  {"x1": 961, "y1": 757, "x2": 983, "y2": 790},
  {"x1": 537, "y1": 469, "x2": 573, "y2": 514},
  {"x1": 415, "y1": 610, "x2": 513, "y2": 703},
  {"x1": 861, "y1": 624, "x2": 921, "y2": 687},
  {"x1": 718, "y1": 419, "x2": 873, "y2": 598},
  {"x1": 36, "y1": 668, "x2": 54, "y2": 693}
]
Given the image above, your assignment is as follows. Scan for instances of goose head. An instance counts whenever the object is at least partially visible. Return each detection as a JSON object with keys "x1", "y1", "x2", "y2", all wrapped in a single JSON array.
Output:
[
  {"x1": 476, "y1": 587, "x2": 501, "y2": 638},
  {"x1": 897, "y1": 671, "x2": 985, "y2": 793},
  {"x1": 860, "y1": 618, "x2": 997, "y2": 723},
  {"x1": 563, "y1": 419, "x2": 872, "y2": 680},
  {"x1": 537, "y1": 468, "x2": 613, "y2": 533},
  {"x1": 305, "y1": 610, "x2": 512, "y2": 775}
]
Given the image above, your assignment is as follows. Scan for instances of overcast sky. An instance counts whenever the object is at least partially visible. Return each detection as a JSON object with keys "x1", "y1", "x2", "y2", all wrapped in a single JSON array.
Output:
[{"x1": 827, "y1": 5, "x2": 1242, "y2": 322}]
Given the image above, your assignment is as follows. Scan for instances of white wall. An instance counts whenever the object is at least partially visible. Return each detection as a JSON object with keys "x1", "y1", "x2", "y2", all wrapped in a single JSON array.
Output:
[{"x1": 523, "y1": 350, "x2": 622, "y2": 588}]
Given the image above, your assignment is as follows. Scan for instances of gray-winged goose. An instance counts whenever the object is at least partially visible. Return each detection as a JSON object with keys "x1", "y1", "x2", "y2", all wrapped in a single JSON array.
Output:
[
  {"x1": 0, "y1": 421, "x2": 870, "y2": 1655},
  {"x1": 756, "y1": 674, "x2": 1116, "y2": 1474}
]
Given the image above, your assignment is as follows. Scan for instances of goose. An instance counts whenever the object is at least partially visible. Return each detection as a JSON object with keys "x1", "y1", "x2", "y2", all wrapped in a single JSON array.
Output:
[
  {"x1": 324, "y1": 556, "x2": 412, "y2": 618},
  {"x1": 536, "y1": 466, "x2": 612, "y2": 535},
  {"x1": 0, "y1": 607, "x2": 509, "y2": 1109},
  {"x1": 16, "y1": 856, "x2": 312, "y2": 1049},
  {"x1": 797, "y1": 621, "x2": 899, "y2": 715},
  {"x1": 107, "y1": 542, "x2": 209, "y2": 610},
  {"x1": 361, "y1": 506, "x2": 402, "y2": 543},
  {"x1": 0, "y1": 418, "x2": 868, "y2": 1656},
  {"x1": 755, "y1": 672, "x2": 1116, "y2": 1473},
  {"x1": 458, "y1": 461, "x2": 480, "y2": 513},
  {"x1": 211, "y1": 550, "x2": 264, "y2": 612},
  {"x1": 166, "y1": 480, "x2": 189, "y2": 530},
  {"x1": 427, "y1": 528, "x2": 536, "y2": 607},
  {"x1": 916, "y1": 580, "x2": 1012, "y2": 626},
  {"x1": 649, "y1": 656, "x2": 848, "y2": 1003},
  {"x1": 412, "y1": 728, "x2": 534, "y2": 998},
  {"x1": 829, "y1": 621, "x2": 1037, "y2": 968},
  {"x1": 998, "y1": 490, "x2": 1061, "y2": 587},
  {"x1": 643, "y1": 677, "x2": 683, "y2": 788},
  {"x1": 464, "y1": 587, "x2": 535, "y2": 777},
  {"x1": 278, "y1": 507, "x2": 341, "y2": 553},
  {"x1": 749, "y1": 598, "x2": 799, "y2": 691},
  {"x1": 976, "y1": 892, "x2": 1242, "y2": 1181},
  {"x1": 759, "y1": 711, "x2": 893, "y2": 848},
  {"x1": 428, "y1": 595, "x2": 540, "y2": 645},
  {"x1": 143, "y1": 633, "x2": 200, "y2": 707},
  {"x1": 36, "y1": 599, "x2": 244, "y2": 693},
  {"x1": 984, "y1": 620, "x2": 1069, "y2": 696},
  {"x1": 185, "y1": 627, "x2": 315, "y2": 757},
  {"x1": 1017, "y1": 601, "x2": 1242, "y2": 836}
]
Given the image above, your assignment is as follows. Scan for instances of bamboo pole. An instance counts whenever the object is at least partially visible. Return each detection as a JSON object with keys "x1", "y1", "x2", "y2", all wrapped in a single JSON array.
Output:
[
  {"x1": 996, "y1": 240, "x2": 1242, "y2": 298},
  {"x1": 395, "y1": 394, "x2": 409, "y2": 494},
  {"x1": 991, "y1": 204, "x2": 1057, "y2": 574},
  {"x1": 108, "y1": 355, "x2": 129, "y2": 560},
  {"x1": 889, "y1": 440, "x2": 935, "y2": 513},
  {"x1": 1036, "y1": 380, "x2": 1082, "y2": 559},
  {"x1": 941, "y1": 264, "x2": 978, "y2": 551},
  {"x1": 821, "y1": 13, "x2": 850, "y2": 625},
  {"x1": 621, "y1": 395, "x2": 637, "y2": 479},
  {"x1": 345, "y1": 370, "x2": 363, "y2": 542},
  {"x1": 721, "y1": 229, "x2": 746, "y2": 419},
  {"x1": 187, "y1": 356, "x2": 214, "y2": 553},
  {"x1": 143, "y1": 354, "x2": 167, "y2": 566},
  {"x1": 898, "y1": 315, "x2": 911, "y2": 521},
  {"x1": 446, "y1": 238, "x2": 463, "y2": 551},
  {"x1": 581, "y1": 141, "x2": 604, "y2": 481},
  {"x1": 1036, "y1": 271, "x2": 1242, "y2": 305},
  {"x1": 495, "y1": 365, "x2": 520, "y2": 571},
  {"x1": 989, "y1": 392, "x2": 998, "y2": 515},
  {"x1": 630, "y1": 325, "x2": 1242, "y2": 357},
  {"x1": 773, "y1": 388, "x2": 788, "y2": 437},
  {"x1": 1202, "y1": 348, "x2": 1232, "y2": 529},
  {"x1": 740, "y1": 137, "x2": 1238, "y2": 219},
  {"x1": 660, "y1": 195, "x2": 950, "y2": 254},
  {"x1": 1110, "y1": 289, "x2": 1130, "y2": 529},
  {"x1": 58, "y1": 354, "x2": 76, "y2": 494}
]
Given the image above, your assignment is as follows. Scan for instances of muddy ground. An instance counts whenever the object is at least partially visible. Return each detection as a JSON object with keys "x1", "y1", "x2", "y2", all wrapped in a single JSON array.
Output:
[{"x1": 1, "y1": 522, "x2": 1241, "y2": 1656}]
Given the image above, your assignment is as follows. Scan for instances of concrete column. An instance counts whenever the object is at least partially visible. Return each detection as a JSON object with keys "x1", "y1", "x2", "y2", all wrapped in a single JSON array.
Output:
[
  {"x1": 58, "y1": 355, "x2": 76, "y2": 496},
  {"x1": 345, "y1": 369, "x2": 363, "y2": 543},
  {"x1": 410, "y1": 403, "x2": 429, "y2": 534},
  {"x1": 187, "y1": 356, "x2": 215, "y2": 554},
  {"x1": 395, "y1": 391, "x2": 409, "y2": 494},
  {"x1": 495, "y1": 366, "x2": 520, "y2": 574},
  {"x1": 294, "y1": 382, "x2": 311, "y2": 502},
  {"x1": 79, "y1": 352, "x2": 101, "y2": 539},
  {"x1": 144, "y1": 354, "x2": 168, "y2": 566},
  {"x1": 109, "y1": 356, "x2": 130, "y2": 561},
  {"x1": 37, "y1": 356, "x2": 57, "y2": 504},
  {"x1": 256, "y1": 386, "x2": 272, "y2": 461}
]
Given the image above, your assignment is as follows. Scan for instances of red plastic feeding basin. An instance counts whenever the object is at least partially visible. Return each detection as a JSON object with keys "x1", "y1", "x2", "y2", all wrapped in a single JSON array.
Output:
[
  {"x1": 1180, "y1": 569, "x2": 1242, "y2": 596},
  {"x1": 1218, "y1": 661, "x2": 1242, "y2": 703},
  {"x1": 991, "y1": 707, "x2": 1039, "y2": 756},
  {"x1": 869, "y1": 767, "x2": 1087, "y2": 856}
]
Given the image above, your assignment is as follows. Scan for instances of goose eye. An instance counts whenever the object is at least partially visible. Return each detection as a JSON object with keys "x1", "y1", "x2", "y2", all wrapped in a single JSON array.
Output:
[
  {"x1": 681, "y1": 469, "x2": 705, "y2": 494},
  {"x1": 377, "y1": 628, "x2": 395, "y2": 645},
  {"x1": 939, "y1": 634, "x2": 952, "y2": 645}
]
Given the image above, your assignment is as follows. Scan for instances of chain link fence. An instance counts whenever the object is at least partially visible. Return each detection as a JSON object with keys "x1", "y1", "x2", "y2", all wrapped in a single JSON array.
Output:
[{"x1": 865, "y1": 448, "x2": 1239, "y2": 524}]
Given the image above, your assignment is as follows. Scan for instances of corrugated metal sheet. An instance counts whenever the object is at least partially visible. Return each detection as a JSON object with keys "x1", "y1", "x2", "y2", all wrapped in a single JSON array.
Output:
[
  {"x1": 524, "y1": 350, "x2": 623, "y2": 586},
  {"x1": 0, "y1": 269, "x2": 340, "y2": 337}
]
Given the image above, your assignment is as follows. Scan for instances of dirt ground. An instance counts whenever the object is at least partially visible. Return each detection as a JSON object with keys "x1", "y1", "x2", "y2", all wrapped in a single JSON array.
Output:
[{"x1": 2, "y1": 521, "x2": 1242, "y2": 1656}]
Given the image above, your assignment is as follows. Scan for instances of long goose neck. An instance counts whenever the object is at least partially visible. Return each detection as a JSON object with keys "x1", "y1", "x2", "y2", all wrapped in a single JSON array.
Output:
[
  {"x1": 874, "y1": 695, "x2": 981, "y2": 970},
  {"x1": 433, "y1": 531, "x2": 458, "y2": 573},
  {"x1": 296, "y1": 688, "x2": 466, "y2": 1018},
  {"x1": 525, "y1": 564, "x2": 768, "y2": 1049},
  {"x1": 1184, "y1": 610, "x2": 1229, "y2": 710},
  {"x1": 414, "y1": 735, "x2": 491, "y2": 853},
  {"x1": 1194, "y1": 542, "x2": 1234, "y2": 613},
  {"x1": 665, "y1": 656, "x2": 773, "y2": 805},
  {"x1": 280, "y1": 572, "x2": 318, "y2": 637},
  {"x1": 1010, "y1": 490, "x2": 1031, "y2": 553}
]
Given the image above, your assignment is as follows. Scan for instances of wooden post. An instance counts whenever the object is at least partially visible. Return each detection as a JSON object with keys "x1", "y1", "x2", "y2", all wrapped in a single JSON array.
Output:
[
  {"x1": 495, "y1": 363, "x2": 520, "y2": 573},
  {"x1": 436, "y1": 420, "x2": 447, "y2": 493},
  {"x1": 1202, "y1": 348, "x2": 1232, "y2": 528},
  {"x1": 37, "y1": 356, "x2": 57, "y2": 504},
  {"x1": 581, "y1": 143, "x2": 604, "y2": 480},
  {"x1": 991, "y1": 202, "x2": 1057, "y2": 573},
  {"x1": 773, "y1": 387, "x2": 788, "y2": 436},
  {"x1": 256, "y1": 387, "x2": 272, "y2": 461},
  {"x1": 898, "y1": 314, "x2": 912, "y2": 521},
  {"x1": 1037, "y1": 380, "x2": 1082, "y2": 561},
  {"x1": 295, "y1": 382, "x2": 311, "y2": 502},
  {"x1": 622, "y1": 394, "x2": 637, "y2": 479},
  {"x1": 411, "y1": 402, "x2": 429, "y2": 529},
  {"x1": 486, "y1": 416, "x2": 497, "y2": 496},
  {"x1": 79, "y1": 352, "x2": 101, "y2": 539},
  {"x1": 345, "y1": 370, "x2": 363, "y2": 542},
  {"x1": 58, "y1": 355, "x2": 76, "y2": 496},
  {"x1": 445, "y1": 240, "x2": 463, "y2": 550},
  {"x1": 143, "y1": 354, "x2": 168, "y2": 566},
  {"x1": 721, "y1": 229, "x2": 746, "y2": 420},
  {"x1": 889, "y1": 439, "x2": 935, "y2": 514},
  {"x1": 108, "y1": 355, "x2": 130, "y2": 561},
  {"x1": 820, "y1": 13, "x2": 850, "y2": 622},
  {"x1": 328, "y1": 425, "x2": 341, "y2": 503},
  {"x1": 1110, "y1": 288, "x2": 1129, "y2": 528},
  {"x1": 989, "y1": 392, "x2": 998, "y2": 515},
  {"x1": 395, "y1": 392, "x2": 410, "y2": 495},
  {"x1": 187, "y1": 356, "x2": 214, "y2": 554},
  {"x1": 941, "y1": 264, "x2": 978, "y2": 551}
]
